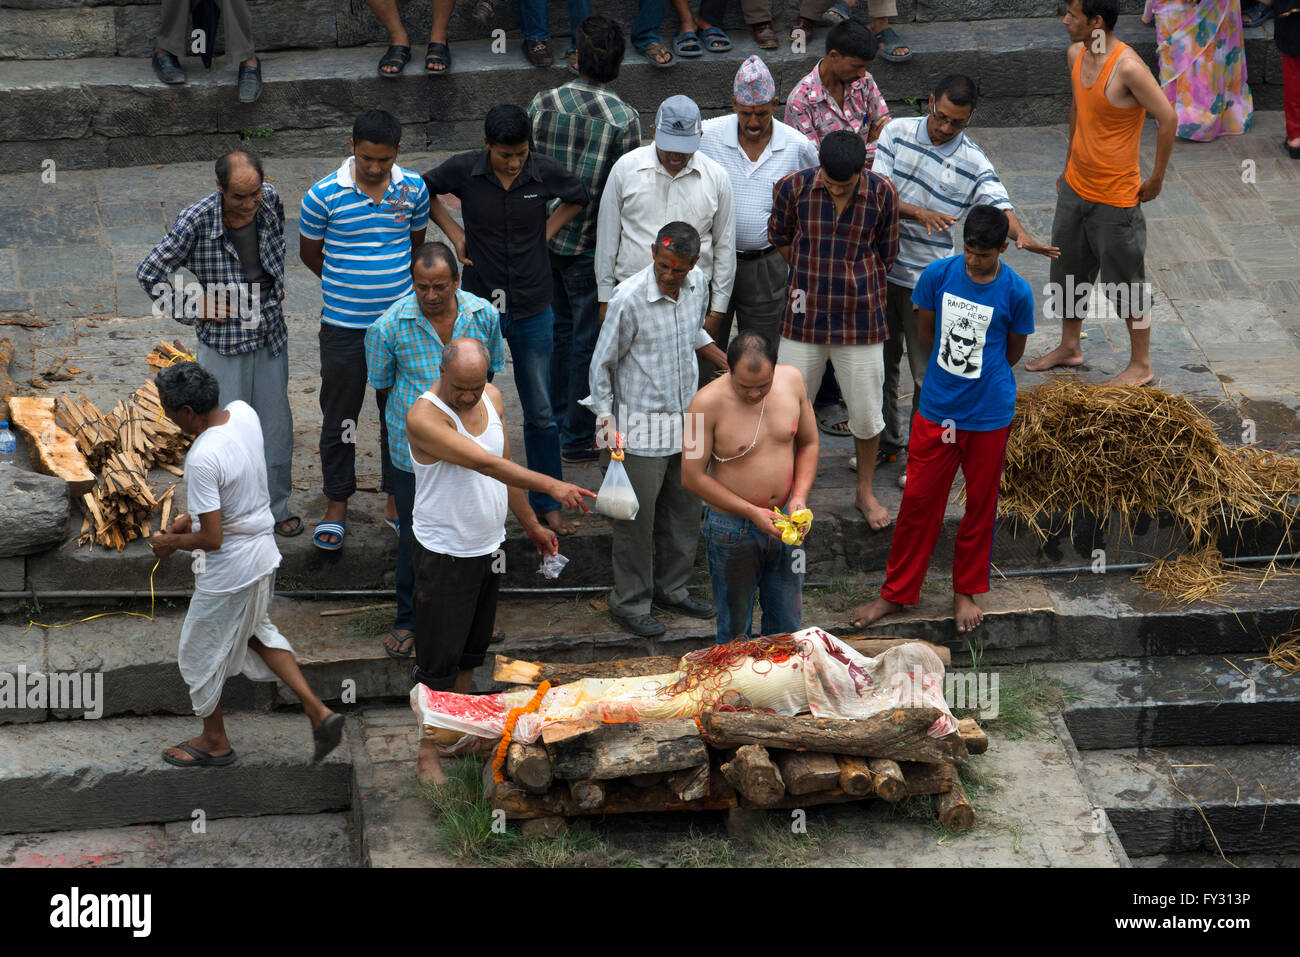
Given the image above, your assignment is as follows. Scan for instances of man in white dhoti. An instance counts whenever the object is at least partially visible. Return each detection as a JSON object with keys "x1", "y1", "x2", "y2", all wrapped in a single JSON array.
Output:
[{"x1": 150, "y1": 361, "x2": 345, "y2": 766}]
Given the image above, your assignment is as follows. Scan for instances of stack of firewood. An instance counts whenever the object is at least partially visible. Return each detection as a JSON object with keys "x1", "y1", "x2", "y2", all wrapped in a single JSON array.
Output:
[
  {"x1": 486, "y1": 639, "x2": 986, "y2": 834},
  {"x1": 54, "y1": 394, "x2": 118, "y2": 470},
  {"x1": 145, "y1": 339, "x2": 195, "y2": 371},
  {"x1": 78, "y1": 456, "x2": 177, "y2": 551},
  {"x1": 126, "y1": 380, "x2": 189, "y2": 475}
]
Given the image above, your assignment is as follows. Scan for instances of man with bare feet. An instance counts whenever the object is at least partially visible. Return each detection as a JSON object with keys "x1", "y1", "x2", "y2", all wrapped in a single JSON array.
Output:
[
  {"x1": 769, "y1": 130, "x2": 899, "y2": 530},
  {"x1": 151, "y1": 362, "x2": 345, "y2": 768},
  {"x1": 406, "y1": 339, "x2": 595, "y2": 784},
  {"x1": 850, "y1": 207, "x2": 1033, "y2": 635},
  {"x1": 683, "y1": 332, "x2": 819, "y2": 643},
  {"x1": 1026, "y1": 0, "x2": 1175, "y2": 387}
]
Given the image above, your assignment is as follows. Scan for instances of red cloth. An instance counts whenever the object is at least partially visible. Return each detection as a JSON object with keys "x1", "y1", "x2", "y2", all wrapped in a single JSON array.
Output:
[
  {"x1": 881, "y1": 413, "x2": 1010, "y2": 605},
  {"x1": 1284, "y1": 52, "x2": 1300, "y2": 141}
]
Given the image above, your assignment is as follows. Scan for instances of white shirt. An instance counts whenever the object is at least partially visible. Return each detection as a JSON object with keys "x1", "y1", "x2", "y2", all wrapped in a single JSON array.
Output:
[
  {"x1": 699, "y1": 115, "x2": 819, "y2": 251},
  {"x1": 594, "y1": 144, "x2": 736, "y2": 311},
  {"x1": 183, "y1": 401, "x2": 281, "y2": 595}
]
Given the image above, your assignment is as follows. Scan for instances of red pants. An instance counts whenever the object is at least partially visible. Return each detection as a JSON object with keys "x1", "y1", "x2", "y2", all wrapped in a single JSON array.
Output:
[
  {"x1": 1286, "y1": 52, "x2": 1300, "y2": 141},
  {"x1": 881, "y1": 413, "x2": 1010, "y2": 605}
]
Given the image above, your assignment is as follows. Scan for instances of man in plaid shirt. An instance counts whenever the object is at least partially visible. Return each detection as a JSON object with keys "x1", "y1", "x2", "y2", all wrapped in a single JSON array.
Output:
[
  {"x1": 769, "y1": 130, "x2": 899, "y2": 531},
  {"x1": 528, "y1": 16, "x2": 640, "y2": 464},
  {"x1": 137, "y1": 149, "x2": 299, "y2": 537}
]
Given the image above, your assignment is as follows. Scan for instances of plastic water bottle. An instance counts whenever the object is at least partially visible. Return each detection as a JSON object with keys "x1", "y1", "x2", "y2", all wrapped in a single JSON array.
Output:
[{"x1": 0, "y1": 421, "x2": 15, "y2": 466}]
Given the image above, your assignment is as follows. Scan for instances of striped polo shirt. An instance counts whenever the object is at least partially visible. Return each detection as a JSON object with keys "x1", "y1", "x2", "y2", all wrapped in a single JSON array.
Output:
[
  {"x1": 871, "y1": 116, "x2": 1013, "y2": 290},
  {"x1": 299, "y1": 158, "x2": 431, "y2": 328}
]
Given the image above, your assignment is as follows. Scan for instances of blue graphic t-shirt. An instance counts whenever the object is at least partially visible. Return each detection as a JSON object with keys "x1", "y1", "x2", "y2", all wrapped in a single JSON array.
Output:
[{"x1": 912, "y1": 254, "x2": 1035, "y2": 431}]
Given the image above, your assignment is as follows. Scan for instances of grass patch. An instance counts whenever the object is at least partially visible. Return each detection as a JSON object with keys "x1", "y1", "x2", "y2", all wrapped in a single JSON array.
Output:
[
  {"x1": 348, "y1": 604, "x2": 397, "y2": 640},
  {"x1": 644, "y1": 812, "x2": 857, "y2": 868}
]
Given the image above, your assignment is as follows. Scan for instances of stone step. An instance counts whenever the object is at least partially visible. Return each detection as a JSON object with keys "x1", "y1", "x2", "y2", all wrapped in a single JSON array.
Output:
[
  {"x1": 1082, "y1": 744, "x2": 1300, "y2": 857},
  {"x1": 0, "y1": 711, "x2": 354, "y2": 834},
  {"x1": 1050, "y1": 655, "x2": 1300, "y2": 751},
  {"x1": 3, "y1": 573, "x2": 1296, "y2": 724},
  {"x1": 1, "y1": 16, "x2": 1286, "y2": 173}
]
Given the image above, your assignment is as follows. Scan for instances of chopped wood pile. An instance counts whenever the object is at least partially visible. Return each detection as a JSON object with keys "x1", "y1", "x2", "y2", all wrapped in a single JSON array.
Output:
[
  {"x1": 485, "y1": 644, "x2": 986, "y2": 833},
  {"x1": 145, "y1": 339, "x2": 195, "y2": 371}
]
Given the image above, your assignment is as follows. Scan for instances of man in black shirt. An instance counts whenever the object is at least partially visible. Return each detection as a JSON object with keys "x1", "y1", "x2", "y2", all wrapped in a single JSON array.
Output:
[{"x1": 424, "y1": 104, "x2": 590, "y2": 535}]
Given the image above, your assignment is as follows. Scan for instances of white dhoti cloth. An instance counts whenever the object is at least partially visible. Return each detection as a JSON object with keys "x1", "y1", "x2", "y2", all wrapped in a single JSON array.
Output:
[{"x1": 178, "y1": 572, "x2": 295, "y2": 718}]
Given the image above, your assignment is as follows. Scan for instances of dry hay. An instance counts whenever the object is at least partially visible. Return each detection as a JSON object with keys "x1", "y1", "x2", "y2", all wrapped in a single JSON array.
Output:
[
  {"x1": 994, "y1": 378, "x2": 1299, "y2": 546},
  {"x1": 1246, "y1": 625, "x2": 1300, "y2": 676}
]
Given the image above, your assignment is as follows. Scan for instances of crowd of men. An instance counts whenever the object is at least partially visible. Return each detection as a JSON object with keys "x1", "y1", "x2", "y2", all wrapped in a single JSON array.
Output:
[{"x1": 137, "y1": 1, "x2": 1171, "y2": 778}]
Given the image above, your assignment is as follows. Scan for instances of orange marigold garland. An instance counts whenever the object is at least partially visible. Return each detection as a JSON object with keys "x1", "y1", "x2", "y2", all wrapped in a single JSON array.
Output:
[
  {"x1": 658, "y1": 636, "x2": 804, "y2": 711},
  {"x1": 492, "y1": 681, "x2": 551, "y2": 784}
]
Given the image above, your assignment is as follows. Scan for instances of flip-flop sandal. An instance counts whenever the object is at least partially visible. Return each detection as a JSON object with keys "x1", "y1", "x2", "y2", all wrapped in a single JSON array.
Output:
[
  {"x1": 640, "y1": 41, "x2": 675, "y2": 68},
  {"x1": 383, "y1": 630, "x2": 415, "y2": 659},
  {"x1": 313, "y1": 713, "x2": 345, "y2": 762},
  {"x1": 275, "y1": 515, "x2": 304, "y2": 537},
  {"x1": 815, "y1": 404, "x2": 853, "y2": 437},
  {"x1": 384, "y1": 515, "x2": 399, "y2": 535},
  {"x1": 874, "y1": 27, "x2": 912, "y2": 63},
  {"x1": 163, "y1": 741, "x2": 236, "y2": 768},
  {"x1": 313, "y1": 521, "x2": 345, "y2": 551},
  {"x1": 376, "y1": 44, "x2": 410, "y2": 77},
  {"x1": 425, "y1": 41, "x2": 451, "y2": 75},
  {"x1": 699, "y1": 26, "x2": 732, "y2": 52},
  {"x1": 821, "y1": 0, "x2": 853, "y2": 25},
  {"x1": 673, "y1": 31, "x2": 704, "y2": 57}
]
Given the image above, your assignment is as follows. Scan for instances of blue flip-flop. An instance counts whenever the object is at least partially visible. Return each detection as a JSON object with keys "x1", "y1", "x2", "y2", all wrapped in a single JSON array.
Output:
[
  {"x1": 313, "y1": 521, "x2": 346, "y2": 551},
  {"x1": 384, "y1": 516, "x2": 399, "y2": 535},
  {"x1": 699, "y1": 26, "x2": 732, "y2": 52},
  {"x1": 673, "y1": 31, "x2": 704, "y2": 57}
]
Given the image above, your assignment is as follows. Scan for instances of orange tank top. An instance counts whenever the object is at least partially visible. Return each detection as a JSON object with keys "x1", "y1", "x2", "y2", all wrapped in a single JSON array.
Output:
[{"x1": 1065, "y1": 40, "x2": 1145, "y2": 207}]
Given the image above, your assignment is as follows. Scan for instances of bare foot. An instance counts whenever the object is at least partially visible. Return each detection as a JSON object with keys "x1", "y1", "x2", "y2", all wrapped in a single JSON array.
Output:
[
  {"x1": 164, "y1": 734, "x2": 232, "y2": 764},
  {"x1": 849, "y1": 596, "x2": 904, "y2": 630},
  {"x1": 1102, "y1": 363, "x2": 1154, "y2": 387},
  {"x1": 417, "y1": 738, "x2": 447, "y2": 786},
  {"x1": 542, "y1": 509, "x2": 578, "y2": 536},
  {"x1": 1025, "y1": 343, "x2": 1085, "y2": 372},
  {"x1": 954, "y1": 593, "x2": 984, "y2": 633},
  {"x1": 856, "y1": 492, "x2": 892, "y2": 531}
]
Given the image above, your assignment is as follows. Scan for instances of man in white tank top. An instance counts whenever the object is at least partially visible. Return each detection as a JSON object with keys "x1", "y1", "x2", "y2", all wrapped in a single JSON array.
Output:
[{"x1": 405, "y1": 338, "x2": 595, "y2": 784}]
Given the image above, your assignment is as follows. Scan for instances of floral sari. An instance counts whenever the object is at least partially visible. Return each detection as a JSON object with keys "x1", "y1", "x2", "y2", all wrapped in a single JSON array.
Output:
[{"x1": 1144, "y1": 0, "x2": 1254, "y2": 140}]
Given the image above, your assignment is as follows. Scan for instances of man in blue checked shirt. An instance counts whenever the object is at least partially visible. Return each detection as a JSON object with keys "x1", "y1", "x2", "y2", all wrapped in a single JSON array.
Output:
[
  {"x1": 137, "y1": 149, "x2": 300, "y2": 538},
  {"x1": 364, "y1": 242, "x2": 506, "y2": 660},
  {"x1": 300, "y1": 109, "x2": 430, "y2": 552}
]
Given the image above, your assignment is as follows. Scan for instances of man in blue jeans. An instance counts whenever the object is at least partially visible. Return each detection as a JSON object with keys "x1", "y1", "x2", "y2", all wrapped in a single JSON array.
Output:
[
  {"x1": 522, "y1": 0, "x2": 674, "y2": 68},
  {"x1": 425, "y1": 104, "x2": 590, "y2": 535},
  {"x1": 682, "y1": 332, "x2": 819, "y2": 643}
]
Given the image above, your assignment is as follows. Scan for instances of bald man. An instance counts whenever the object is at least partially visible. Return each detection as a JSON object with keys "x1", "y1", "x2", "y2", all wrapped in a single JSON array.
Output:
[
  {"x1": 405, "y1": 337, "x2": 595, "y2": 784},
  {"x1": 138, "y1": 149, "x2": 298, "y2": 539}
]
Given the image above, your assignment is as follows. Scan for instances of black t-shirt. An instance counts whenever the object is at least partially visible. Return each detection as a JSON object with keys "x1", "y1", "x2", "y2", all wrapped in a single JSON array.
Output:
[
  {"x1": 227, "y1": 219, "x2": 272, "y2": 297},
  {"x1": 423, "y1": 150, "x2": 589, "y2": 318}
]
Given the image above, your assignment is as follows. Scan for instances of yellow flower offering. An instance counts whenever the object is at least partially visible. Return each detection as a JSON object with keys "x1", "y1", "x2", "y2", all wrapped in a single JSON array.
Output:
[{"x1": 772, "y1": 507, "x2": 813, "y2": 546}]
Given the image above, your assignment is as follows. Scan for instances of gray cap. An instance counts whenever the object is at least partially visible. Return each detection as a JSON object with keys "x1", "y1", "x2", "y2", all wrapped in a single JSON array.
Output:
[{"x1": 654, "y1": 95, "x2": 703, "y2": 153}]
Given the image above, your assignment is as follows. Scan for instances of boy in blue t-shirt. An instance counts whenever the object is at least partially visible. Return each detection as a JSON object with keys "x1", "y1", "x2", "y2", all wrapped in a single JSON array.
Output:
[{"x1": 850, "y1": 205, "x2": 1034, "y2": 634}]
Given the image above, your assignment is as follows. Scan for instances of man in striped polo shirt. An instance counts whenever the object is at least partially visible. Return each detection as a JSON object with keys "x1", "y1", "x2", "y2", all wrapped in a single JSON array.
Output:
[
  {"x1": 871, "y1": 75, "x2": 1057, "y2": 479},
  {"x1": 299, "y1": 109, "x2": 430, "y2": 550}
]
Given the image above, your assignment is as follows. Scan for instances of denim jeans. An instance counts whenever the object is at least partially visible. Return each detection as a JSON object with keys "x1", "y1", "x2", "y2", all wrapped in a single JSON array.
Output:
[
  {"x1": 518, "y1": 0, "x2": 590, "y2": 43},
  {"x1": 703, "y1": 505, "x2": 803, "y2": 644},
  {"x1": 560, "y1": 0, "x2": 665, "y2": 50},
  {"x1": 549, "y1": 253, "x2": 600, "y2": 453},
  {"x1": 501, "y1": 305, "x2": 564, "y2": 516}
]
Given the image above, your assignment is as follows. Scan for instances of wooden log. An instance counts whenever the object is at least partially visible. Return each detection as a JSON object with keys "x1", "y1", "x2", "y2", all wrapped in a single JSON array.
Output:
[
  {"x1": 7, "y1": 396, "x2": 96, "y2": 495},
  {"x1": 936, "y1": 779, "x2": 975, "y2": 830},
  {"x1": 720, "y1": 745, "x2": 785, "y2": 807},
  {"x1": 834, "y1": 755, "x2": 875, "y2": 797},
  {"x1": 958, "y1": 717, "x2": 989, "y2": 755},
  {"x1": 701, "y1": 709, "x2": 968, "y2": 764},
  {"x1": 842, "y1": 637, "x2": 951, "y2": 667},
  {"x1": 901, "y1": 761, "x2": 957, "y2": 796},
  {"x1": 494, "y1": 653, "x2": 681, "y2": 685},
  {"x1": 568, "y1": 779, "x2": 605, "y2": 810},
  {"x1": 868, "y1": 759, "x2": 907, "y2": 803},
  {"x1": 492, "y1": 766, "x2": 738, "y2": 819},
  {"x1": 542, "y1": 717, "x2": 707, "y2": 781},
  {"x1": 667, "y1": 762, "x2": 710, "y2": 802},
  {"x1": 505, "y1": 741, "x2": 553, "y2": 794},
  {"x1": 771, "y1": 750, "x2": 841, "y2": 795}
]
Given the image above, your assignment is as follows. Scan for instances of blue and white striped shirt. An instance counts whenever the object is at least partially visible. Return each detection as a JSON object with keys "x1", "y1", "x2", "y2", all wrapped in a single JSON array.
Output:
[
  {"x1": 872, "y1": 117, "x2": 1013, "y2": 290},
  {"x1": 299, "y1": 158, "x2": 431, "y2": 328}
]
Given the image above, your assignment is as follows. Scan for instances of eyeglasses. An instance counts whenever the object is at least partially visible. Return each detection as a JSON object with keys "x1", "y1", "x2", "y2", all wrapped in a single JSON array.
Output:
[{"x1": 930, "y1": 103, "x2": 970, "y2": 131}]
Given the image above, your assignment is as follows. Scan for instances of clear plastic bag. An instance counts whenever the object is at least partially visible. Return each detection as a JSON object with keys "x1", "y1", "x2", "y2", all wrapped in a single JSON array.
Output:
[
  {"x1": 538, "y1": 552, "x2": 569, "y2": 579},
  {"x1": 595, "y1": 454, "x2": 639, "y2": 520}
]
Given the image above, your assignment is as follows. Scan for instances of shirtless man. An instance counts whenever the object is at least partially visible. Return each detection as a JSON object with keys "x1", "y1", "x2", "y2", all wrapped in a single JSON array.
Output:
[
  {"x1": 682, "y1": 332, "x2": 819, "y2": 644},
  {"x1": 1025, "y1": 0, "x2": 1175, "y2": 387}
]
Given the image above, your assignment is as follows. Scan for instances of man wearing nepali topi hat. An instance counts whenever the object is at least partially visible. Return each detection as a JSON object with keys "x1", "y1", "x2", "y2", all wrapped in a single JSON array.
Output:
[{"x1": 700, "y1": 54, "x2": 818, "y2": 378}]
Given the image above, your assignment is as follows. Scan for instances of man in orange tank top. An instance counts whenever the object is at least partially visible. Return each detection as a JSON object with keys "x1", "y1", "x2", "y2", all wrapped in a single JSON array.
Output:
[{"x1": 1026, "y1": 0, "x2": 1177, "y2": 387}]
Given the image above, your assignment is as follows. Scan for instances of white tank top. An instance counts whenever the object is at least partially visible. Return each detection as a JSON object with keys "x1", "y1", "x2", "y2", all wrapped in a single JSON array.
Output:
[{"x1": 409, "y1": 391, "x2": 508, "y2": 558}]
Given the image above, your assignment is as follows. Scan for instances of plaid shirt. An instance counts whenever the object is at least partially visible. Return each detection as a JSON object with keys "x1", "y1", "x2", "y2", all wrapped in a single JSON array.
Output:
[
  {"x1": 364, "y1": 289, "x2": 505, "y2": 472},
  {"x1": 136, "y1": 184, "x2": 287, "y2": 357},
  {"x1": 784, "y1": 60, "x2": 891, "y2": 163},
  {"x1": 768, "y1": 167, "x2": 900, "y2": 346},
  {"x1": 528, "y1": 78, "x2": 641, "y2": 257}
]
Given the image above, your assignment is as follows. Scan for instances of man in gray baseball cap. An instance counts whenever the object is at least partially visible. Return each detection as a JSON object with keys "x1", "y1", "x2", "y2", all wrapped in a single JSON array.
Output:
[{"x1": 654, "y1": 94, "x2": 704, "y2": 155}]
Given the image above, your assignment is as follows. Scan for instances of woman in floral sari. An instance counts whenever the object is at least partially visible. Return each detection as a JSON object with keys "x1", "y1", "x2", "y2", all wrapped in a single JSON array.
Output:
[{"x1": 1144, "y1": 0, "x2": 1254, "y2": 141}]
